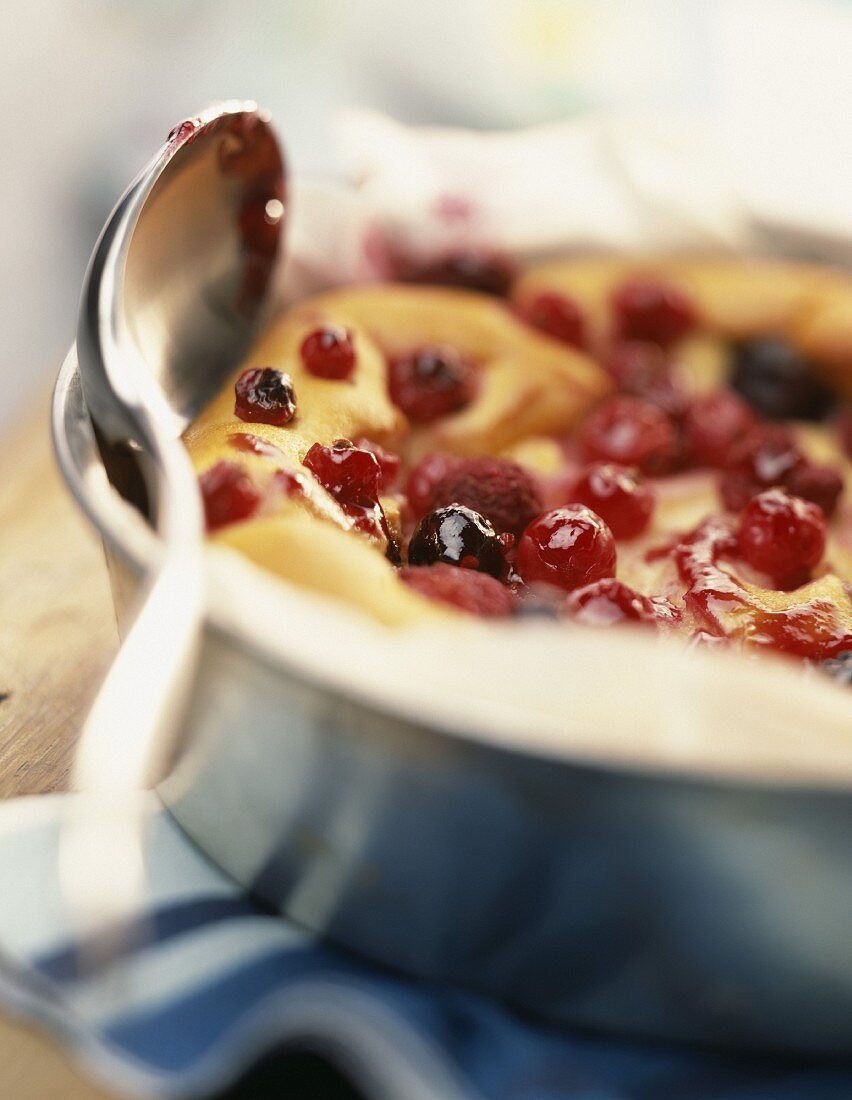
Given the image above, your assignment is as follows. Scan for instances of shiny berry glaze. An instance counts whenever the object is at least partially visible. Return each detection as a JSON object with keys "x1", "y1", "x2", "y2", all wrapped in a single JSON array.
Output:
[
  {"x1": 682, "y1": 391, "x2": 756, "y2": 468},
  {"x1": 751, "y1": 605, "x2": 852, "y2": 660},
  {"x1": 785, "y1": 462, "x2": 844, "y2": 519},
  {"x1": 430, "y1": 457, "x2": 542, "y2": 535},
  {"x1": 611, "y1": 278, "x2": 697, "y2": 347},
  {"x1": 234, "y1": 368, "x2": 297, "y2": 425},
  {"x1": 565, "y1": 578, "x2": 676, "y2": 628},
  {"x1": 737, "y1": 489, "x2": 826, "y2": 589},
  {"x1": 199, "y1": 461, "x2": 260, "y2": 531},
  {"x1": 580, "y1": 395, "x2": 678, "y2": 475},
  {"x1": 519, "y1": 292, "x2": 586, "y2": 349},
  {"x1": 515, "y1": 505, "x2": 616, "y2": 592},
  {"x1": 388, "y1": 346, "x2": 477, "y2": 424},
  {"x1": 300, "y1": 326, "x2": 356, "y2": 380},
  {"x1": 569, "y1": 462, "x2": 654, "y2": 539},
  {"x1": 731, "y1": 337, "x2": 834, "y2": 422},
  {"x1": 408, "y1": 505, "x2": 504, "y2": 577},
  {"x1": 719, "y1": 425, "x2": 804, "y2": 511},
  {"x1": 354, "y1": 438, "x2": 401, "y2": 492},
  {"x1": 404, "y1": 453, "x2": 462, "y2": 517},
  {"x1": 400, "y1": 563, "x2": 514, "y2": 617}
]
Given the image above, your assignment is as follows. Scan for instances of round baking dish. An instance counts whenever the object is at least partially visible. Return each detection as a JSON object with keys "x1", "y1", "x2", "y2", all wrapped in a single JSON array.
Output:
[{"x1": 52, "y1": 340, "x2": 852, "y2": 1055}]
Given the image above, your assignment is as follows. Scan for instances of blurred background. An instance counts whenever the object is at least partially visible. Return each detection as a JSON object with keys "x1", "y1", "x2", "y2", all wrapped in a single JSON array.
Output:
[{"x1": 3, "y1": 0, "x2": 852, "y2": 433}]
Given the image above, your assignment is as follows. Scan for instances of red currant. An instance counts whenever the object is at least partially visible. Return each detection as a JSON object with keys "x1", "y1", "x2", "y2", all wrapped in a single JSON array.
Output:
[
  {"x1": 569, "y1": 462, "x2": 654, "y2": 539},
  {"x1": 737, "y1": 489, "x2": 826, "y2": 588},
  {"x1": 300, "y1": 326, "x2": 356, "y2": 380},
  {"x1": 580, "y1": 396, "x2": 678, "y2": 475},
  {"x1": 199, "y1": 461, "x2": 260, "y2": 531},
  {"x1": 612, "y1": 278, "x2": 698, "y2": 346},
  {"x1": 518, "y1": 292, "x2": 586, "y2": 349},
  {"x1": 564, "y1": 578, "x2": 662, "y2": 627},
  {"x1": 719, "y1": 425, "x2": 804, "y2": 511},
  {"x1": 388, "y1": 346, "x2": 477, "y2": 424},
  {"x1": 515, "y1": 505, "x2": 616, "y2": 592},
  {"x1": 682, "y1": 390, "x2": 756, "y2": 468}
]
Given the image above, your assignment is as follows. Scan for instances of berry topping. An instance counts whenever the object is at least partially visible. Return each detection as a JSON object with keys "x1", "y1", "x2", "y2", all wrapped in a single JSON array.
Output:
[
  {"x1": 737, "y1": 489, "x2": 826, "y2": 588},
  {"x1": 518, "y1": 292, "x2": 586, "y2": 349},
  {"x1": 682, "y1": 390, "x2": 756, "y2": 468},
  {"x1": 819, "y1": 651, "x2": 852, "y2": 687},
  {"x1": 199, "y1": 461, "x2": 260, "y2": 531},
  {"x1": 429, "y1": 457, "x2": 542, "y2": 535},
  {"x1": 408, "y1": 505, "x2": 505, "y2": 577},
  {"x1": 515, "y1": 506, "x2": 616, "y2": 592},
  {"x1": 569, "y1": 462, "x2": 654, "y2": 539},
  {"x1": 397, "y1": 251, "x2": 515, "y2": 297},
  {"x1": 730, "y1": 337, "x2": 835, "y2": 421},
  {"x1": 611, "y1": 278, "x2": 698, "y2": 347},
  {"x1": 580, "y1": 395, "x2": 678, "y2": 475},
  {"x1": 354, "y1": 438, "x2": 401, "y2": 492},
  {"x1": 234, "y1": 367, "x2": 297, "y2": 425},
  {"x1": 404, "y1": 453, "x2": 462, "y2": 517},
  {"x1": 228, "y1": 432, "x2": 283, "y2": 459},
  {"x1": 564, "y1": 578, "x2": 671, "y2": 628},
  {"x1": 303, "y1": 440, "x2": 381, "y2": 506},
  {"x1": 719, "y1": 425, "x2": 805, "y2": 511},
  {"x1": 300, "y1": 326, "x2": 356, "y2": 380},
  {"x1": 785, "y1": 461, "x2": 844, "y2": 519},
  {"x1": 399, "y1": 563, "x2": 514, "y2": 617},
  {"x1": 388, "y1": 346, "x2": 477, "y2": 424},
  {"x1": 604, "y1": 341, "x2": 688, "y2": 417}
]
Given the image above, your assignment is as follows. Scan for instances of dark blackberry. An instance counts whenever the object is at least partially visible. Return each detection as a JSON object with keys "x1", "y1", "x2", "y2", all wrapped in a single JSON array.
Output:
[{"x1": 730, "y1": 337, "x2": 835, "y2": 421}]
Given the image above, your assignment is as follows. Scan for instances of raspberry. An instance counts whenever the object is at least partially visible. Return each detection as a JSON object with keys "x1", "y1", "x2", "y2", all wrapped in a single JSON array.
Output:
[
  {"x1": 611, "y1": 278, "x2": 698, "y2": 346},
  {"x1": 404, "y1": 453, "x2": 462, "y2": 516},
  {"x1": 515, "y1": 505, "x2": 616, "y2": 592},
  {"x1": 300, "y1": 326, "x2": 356, "y2": 380},
  {"x1": 199, "y1": 461, "x2": 260, "y2": 531},
  {"x1": 785, "y1": 462, "x2": 844, "y2": 519},
  {"x1": 399, "y1": 563, "x2": 514, "y2": 617},
  {"x1": 518, "y1": 292, "x2": 586, "y2": 349},
  {"x1": 388, "y1": 346, "x2": 477, "y2": 424},
  {"x1": 569, "y1": 462, "x2": 654, "y2": 539},
  {"x1": 430, "y1": 457, "x2": 542, "y2": 535},
  {"x1": 737, "y1": 489, "x2": 826, "y2": 588},
  {"x1": 580, "y1": 396, "x2": 678, "y2": 476},
  {"x1": 682, "y1": 390, "x2": 756, "y2": 468}
]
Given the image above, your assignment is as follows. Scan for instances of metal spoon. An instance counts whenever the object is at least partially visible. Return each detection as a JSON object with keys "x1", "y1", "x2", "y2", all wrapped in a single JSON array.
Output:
[{"x1": 63, "y1": 101, "x2": 285, "y2": 934}]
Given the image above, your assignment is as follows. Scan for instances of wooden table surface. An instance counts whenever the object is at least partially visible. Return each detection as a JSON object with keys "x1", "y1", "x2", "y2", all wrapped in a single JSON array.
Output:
[{"x1": 0, "y1": 396, "x2": 118, "y2": 1098}]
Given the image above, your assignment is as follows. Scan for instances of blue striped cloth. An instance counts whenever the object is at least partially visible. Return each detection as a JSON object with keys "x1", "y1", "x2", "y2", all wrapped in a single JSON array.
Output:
[{"x1": 0, "y1": 794, "x2": 849, "y2": 1099}]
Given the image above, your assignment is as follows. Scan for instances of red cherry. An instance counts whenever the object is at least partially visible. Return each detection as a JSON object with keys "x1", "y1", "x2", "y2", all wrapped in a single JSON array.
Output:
[
  {"x1": 682, "y1": 390, "x2": 756, "y2": 468},
  {"x1": 719, "y1": 425, "x2": 804, "y2": 511},
  {"x1": 518, "y1": 292, "x2": 586, "y2": 349},
  {"x1": 354, "y1": 438, "x2": 400, "y2": 492},
  {"x1": 785, "y1": 461, "x2": 844, "y2": 519},
  {"x1": 404, "y1": 453, "x2": 462, "y2": 516},
  {"x1": 569, "y1": 462, "x2": 654, "y2": 539},
  {"x1": 429, "y1": 456, "x2": 542, "y2": 536},
  {"x1": 300, "y1": 326, "x2": 356, "y2": 380},
  {"x1": 399, "y1": 563, "x2": 514, "y2": 617},
  {"x1": 564, "y1": 578, "x2": 668, "y2": 628},
  {"x1": 580, "y1": 396, "x2": 678, "y2": 475},
  {"x1": 199, "y1": 461, "x2": 260, "y2": 531},
  {"x1": 302, "y1": 440, "x2": 381, "y2": 506},
  {"x1": 515, "y1": 505, "x2": 616, "y2": 592},
  {"x1": 611, "y1": 278, "x2": 698, "y2": 346},
  {"x1": 604, "y1": 341, "x2": 688, "y2": 417},
  {"x1": 234, "y1": 367, "x2": 297, "y2": 425},
  {"x1": 737, "y1": 489, "x2": 826, "y2": 588},
  {"x1": 388, "y1": 346, "x2": 477, "y2": 424}
]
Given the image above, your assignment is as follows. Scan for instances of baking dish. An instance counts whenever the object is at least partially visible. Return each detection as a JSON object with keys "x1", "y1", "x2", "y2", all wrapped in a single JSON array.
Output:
[{"x1": 52, "y1": 336, "x2": 852, "y2": 1055}]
